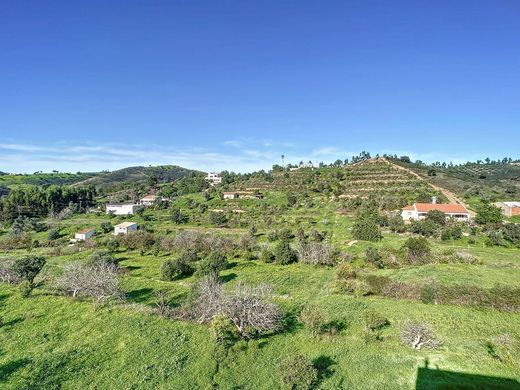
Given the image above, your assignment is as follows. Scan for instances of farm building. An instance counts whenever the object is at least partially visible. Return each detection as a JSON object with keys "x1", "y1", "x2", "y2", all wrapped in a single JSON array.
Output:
[
  {"x1": 140, "y1": 194, "x2": 168, "y2": 206},
  {"x1": 114, "y1": 222, "x2": 138, "y2": 235},
  {"x1": 223, "y1": 191, "x2": 262, "y2": 200},
  {"x1": 106, "y1": 203, "x2": 139, "y2": 215},
  {"x1": 205, "y1": 172, "x2": 222, "y2": 186},
  {"x1": 495, "y1": 201, "x2": 520, "y2": 217},
  {"x1": 75, "y1": 228, "x2": 95, "y2": 241},
  {"x1": 401, "y1": 203, "x2": 470, "y2": 221}
]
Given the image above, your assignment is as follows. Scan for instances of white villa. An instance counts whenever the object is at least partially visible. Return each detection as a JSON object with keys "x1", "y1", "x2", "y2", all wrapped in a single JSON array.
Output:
[
  {"x1": 401, "y1": 203, "x2": 471, "y2": 221},
  {"x1": 106, "y1": 203, "x2": 140, "y2": 215},
  {"x1": 75, "y1": 228, "x2": 95, "y2": 241},
  {"x1": 114, "y1": 222, "x2": 138, "y2": 235},
  {"x1": 495, "y1": 201, "x2": 520, "y2": 217},
  {"x1": 205, "y1": 172, "x2": 222, "y2": 186}
]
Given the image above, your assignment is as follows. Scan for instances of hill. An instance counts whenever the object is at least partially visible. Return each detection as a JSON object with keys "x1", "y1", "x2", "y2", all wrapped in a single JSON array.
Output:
[
  {"x1": 0, "y1": 172, "x2": 98, "y2": 187},
  {"x1": 73, "y1": 165, "x2": 202, "y2": 189}
]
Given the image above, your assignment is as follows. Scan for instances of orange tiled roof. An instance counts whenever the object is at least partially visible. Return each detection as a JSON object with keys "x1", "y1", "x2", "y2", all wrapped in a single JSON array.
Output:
[
  {"x1": 78, "y1": 228, "x2": 94, "y2": 234},
  {"x1": 411, "y1": 203, "x2": 469, "y2": 214}
]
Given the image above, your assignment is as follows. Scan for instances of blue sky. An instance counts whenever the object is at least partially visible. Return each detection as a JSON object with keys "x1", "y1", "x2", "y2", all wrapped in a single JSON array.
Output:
[{"x1": 1, "y1": 1, "x2": 519, "y2": 173}]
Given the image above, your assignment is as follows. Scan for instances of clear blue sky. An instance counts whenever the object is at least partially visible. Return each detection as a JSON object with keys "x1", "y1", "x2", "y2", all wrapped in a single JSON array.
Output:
[{"x1": 1, "y1": 0, "x2": 519, "y2": 173}]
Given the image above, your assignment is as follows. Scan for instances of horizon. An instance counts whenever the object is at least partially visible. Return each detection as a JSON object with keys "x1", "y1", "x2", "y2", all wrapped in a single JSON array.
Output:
[{"x1": 1, "y1": 1, "x2": 519, "y2": 173}]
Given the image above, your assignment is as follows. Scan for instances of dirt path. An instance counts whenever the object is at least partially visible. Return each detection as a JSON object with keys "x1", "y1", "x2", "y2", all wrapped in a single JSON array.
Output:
[{"x1": 380, "y1": 158, "x2": 475, "y2": 215}]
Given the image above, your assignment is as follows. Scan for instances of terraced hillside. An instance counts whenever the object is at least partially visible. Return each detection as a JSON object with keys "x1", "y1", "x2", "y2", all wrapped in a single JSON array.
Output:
[
  {"x1": 391, "y1": 160, "x2": 520, "y2": 203},
  {"x1": 229, "y1": 158, "x2": 449, "y2": 211}
]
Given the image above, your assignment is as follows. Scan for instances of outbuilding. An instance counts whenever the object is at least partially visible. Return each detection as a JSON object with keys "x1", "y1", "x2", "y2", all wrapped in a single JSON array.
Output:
[
  {"x1": 114, "y1": 222, "x2": 138, "y2": 235},
  {"x1": 75, "y1": 228, "x2": 95, "y2": 241}
]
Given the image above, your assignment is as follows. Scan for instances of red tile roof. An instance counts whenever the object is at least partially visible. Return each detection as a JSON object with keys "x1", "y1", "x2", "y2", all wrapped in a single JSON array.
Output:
[
  {"x1": 78, "y1": 228, "x2": 94, "y2": 234},
  {"x1": 407, "y1": 203, "x2": 469, "y2": 214}
]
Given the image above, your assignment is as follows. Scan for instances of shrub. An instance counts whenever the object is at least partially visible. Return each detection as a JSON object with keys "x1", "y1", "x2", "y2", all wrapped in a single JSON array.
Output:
[
  {"x1": 388, "y1": 214, "x2": 406, "y2": 233},
  {"x1": 171, "y1": 208, "x2": 189, "y2": 224},
  {"x1": 274, "y1": 240, "x2": 298, "y2": 265},
  {"x1": 296, "y1": 241, "x2": 336, "y2": 266},
  {"x1": 210, "y1": 314, "x2": 239, "y2": 359},
  {"x1": 363, "y1": 309, "x2": 389, "y2": 332},
  {"x1": 0, "y1": 260, "x2": 21, "y2": 284},
  {"x1": 365, "y1": 247, "x2": 383, "y2": 268},
  {"x1": 300, "y1": 304, "x2": 328, "y2": 337},
  {"x1": 88, "y1": 251, "x2": 117, "y2": 267},
  {"x1": 162, "y1": 252, "x2": 197, "y2": 280},
  {"x1": 352, "y1": 216, "x2": 382, "y2": 242},
  {"x1": 260, "y1": 247, "x2": 276, "y2": 263},
  {"x1": 19, "y1": 280, "x2": 33, "y2": 298},
  {"x1": 210, "y1": 212, "x2": 228, "y2": 227},
  {"x1": 11, "y1": 256, "x2": 46, "y2": 285},
  {"x1": 475, "y1": 203, "x2": 503, "y2": 225},
  {"x1": 401, "y1": 322, "x2": 441, "y2": 350},
  {"x1": 402, "y1": 237, "x2": 431, "y2": 264},
  {"x1": 425, "y1": 210, "x2": 446, "y2": 226},
  {"x1": 420, "y1": 280, "x2": 438, "y2": 304},
  {"x1": 335, "y1": 262, "x2": 357, "y2": 281},
  {"x1": 100, "y1": 222, "x2": 113, "y2": 233},
  {"x1": 47, "y1": 228, "x2": 60, "y2": 240},
  {"x1": 55, "y1": 261, "x2": 124, "y2": 302},
  {"x1": 408, "y1": 219, "x2": 438, "y2": 237},
  {"x1": 196, "y1": 252, "x2": 228, "y2": 277},
  {"x1": 106, "y1": 239, "x2": 119, "y2": 253},
  {"x1": 280, "y1": 354, "x2": 317, "y2": 390}
]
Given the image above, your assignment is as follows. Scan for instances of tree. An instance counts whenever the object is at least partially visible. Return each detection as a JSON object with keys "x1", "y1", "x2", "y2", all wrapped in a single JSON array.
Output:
[
  {"x1": 287, "y1": 194, "x2": 297, "y2": 207},
  {"x1": 400, "y1": 156, "x2": 411, "y2": 163},
  {"x1": 365, "y1": 246, "x2": 383, "y2": 268},
  {"x1": 280, "y1": 354, "x2": 318, "y2": 390},
  {"x1": 171, "y1": 208, "x2": 189, "y2": 224},
  {"x1": 274, "y1": 239, "x2": 298, "y2": 265},
  {"x1": 295, "y1": 241, "x2": 336, "y2": 266},
  {"x1": 11, "y1": 256, "x2": 46, "y2": 285},
  {"x1": 210, "y1": 211, "x2": 228, "y2": 227},
  {"x1": 425, "y1": 210, "x2": 446, "y2": 226},
  {"x1": 100, "y1": 222, "x2": 113, "y2": 233},
  {"x1": 88, "y1": 251, "x2": 117, "y2": 266},
  {"x1": 47, "y1": 228, "x2": 60, "y2": 240},
  {"x1": 56, "y1": 261, "x2": 124, "y2": 302},
  {"x1": 402, "y1": 237, "x2": 431, "y2": 264},
  {"x1": 196, "y1": 252, "x2": 228, "y2": 277},
  {"x1": 475, "y1": 203, "x2": 503, "y2": 225},
  {"x1": 162, "y1": 251, "x2": 197, "y2": 280},
  {"x1": 352, "y1": 206, "x2": 382, "y2": 242},
  {"x1": 388, "y1": 214, "x2": 406, "y2": 233}
]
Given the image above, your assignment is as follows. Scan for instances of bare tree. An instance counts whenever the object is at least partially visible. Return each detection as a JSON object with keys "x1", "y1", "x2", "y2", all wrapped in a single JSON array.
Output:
[
  {"x1": 0, "y1": 260, "x2": 21, "y2": 284},
  {"x1": 223, "y1": 282, "x2": 283, "y2": 337},
  {"x1": 56, "y1": 261, "x2": 124, "y2": 303},
  {"x1": 296, "y1": 241, "x2": 336, "y2": 266},
  {"x1": 400, "y1": 322, "x2": 442, "y2": 350},
  {"x1": 186, "y1": 277, "x2": 282, "y2": 338}
]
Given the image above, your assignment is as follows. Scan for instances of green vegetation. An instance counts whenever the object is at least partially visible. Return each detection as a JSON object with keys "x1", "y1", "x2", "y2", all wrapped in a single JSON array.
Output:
[{"x1": 1, "y1": 157, "x2": 519, "y2": 389}]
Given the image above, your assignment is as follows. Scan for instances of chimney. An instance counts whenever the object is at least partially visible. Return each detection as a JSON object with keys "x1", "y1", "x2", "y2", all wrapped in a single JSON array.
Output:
[{"x1": 431, "y1": 196, "x2": 437, "y2": 204}]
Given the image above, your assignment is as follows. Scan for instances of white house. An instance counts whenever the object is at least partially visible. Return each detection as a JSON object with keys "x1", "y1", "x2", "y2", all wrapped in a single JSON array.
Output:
[
  {"x1": 75, "y1": 228, "x2": 95, "y2": 241},
  {"x1": 205, "y1": 172, "x2": 222, "y2": 186},
  {"x1": 114, "y1": 222, "x2": 138, "y2": 235},
  {"x1": 401, "y1": 203, "x2": 470, "y2": 221},
  {"x1": 140, "y1": 194, "x2": 168, "y2": 206},
  {"x1": 223, "y1": 192, "x2": 239, "y2": 200},
  {"x1": 106, "y1": 203, "x2": 139, "y2": 215}
]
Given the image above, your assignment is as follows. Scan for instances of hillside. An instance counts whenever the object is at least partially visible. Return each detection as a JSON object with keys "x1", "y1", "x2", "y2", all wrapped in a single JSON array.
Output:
[
  {"x1": 391, "y1": 159, "x2": 520, "y2": 204},
  {"x1": 0, "y1": 172, "x2": 98, "y2": 187},
  {"x1": 73, "y1": 165, "x2": 202, "y2": 189}
]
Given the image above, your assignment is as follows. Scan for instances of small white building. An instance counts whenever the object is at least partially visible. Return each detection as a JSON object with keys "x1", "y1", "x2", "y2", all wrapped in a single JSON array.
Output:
[
  {"x1": 106, "y1": 203, "x2": 139, "y2": 215},
  {"x1": 205, "y1": 172, "x2": 222, "y2": 186},
  {"x1": 140, "y1": 194, "x2": 168, "y2": 206},
  {"x1": 495, "y1": 201, "x2": 520, "y2": 217},
  {"x1": 114, "y1": 222, "x2": 138, "y2": 235},
  {"x1": 75, "y1": 228, "x2": 95, "y2": 241},
  {"x1": 401, "y1": 203, "x2": 471, "y2": 221},
  {"x1": 223, "y1": 192, "x2": 239, "y2": 200}
]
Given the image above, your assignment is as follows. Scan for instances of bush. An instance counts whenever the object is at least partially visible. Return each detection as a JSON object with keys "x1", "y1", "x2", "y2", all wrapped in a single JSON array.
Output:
[
  {"x1": 171, "y1": 208, "x2": 189, "y2": 224},
  {"x1": 363, "y1": 309, "x2": 389, "y2": 332},
  {"x1": 388, "y1": 215, "x2": 406, "y2": 233},
  {"x1": 260, "y1": 247, "x2": 276, "y2": 263},
  {"x1": 425, "y1": 210, "x2": 446, "y2": 226},
  {"x1": 47, "y1": 228, "x2": 60, "y2": 240},
  {"x1": 162, "y1": 251, "x2": 197, "y2": 280},
  {"x1": 401, "y1": 322, "x2": 441, "y2": 350},
  {"x1": 88, "y1": 251, "x2": 117, "y2": 267},
  {"x1": 209, "y1": 212, "x2": 228, "y2": 227},
  {"x1": 296, "y1": 241, "x2": 336, "y2": 266},
  {"x1": 365, "y1": 247, "x2": 383, "y2": 268},
  {"x1": 11, "y1": 255, "x2": 46, "y2": 285},
  {"x1": 352, "y1": 216, "x2": 382, "y2": 242},
  {"x1": 408, "y1": 219, "x2": 438, "y2": 237},
  {"x1": 335, "y1": 262, "x2": 357, "y2": 281},
  {"x1": 280, "y1": 354, "x2": 318, "y2": 390},
  {"x1": 100, "y1": 222, "x2": 113, "y2": 233},
  {"x1": 475, "y1": 203, "x2": 503, "y2": 225},
  {"x1": 402, "y1": 237, "x2": 431, "y2": 264},
  {"x1": 197, "y1": 252, "x2": 228, "y2": 277},
  {"x1": 106, "y1": 239, "x2": 119, "y2": 253},
  {"x1": 274, "y1": 240, "x2": 298, "y2": 265},
  {"x1": 300, "y1": 304, "x2": 328, "y2": 337},
  {"x1": 210, "y1": 314, "x2": 239, "y2": 359},
  {"x1": 19, "y1": 280, "x2": 33, "y2": 298}
]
